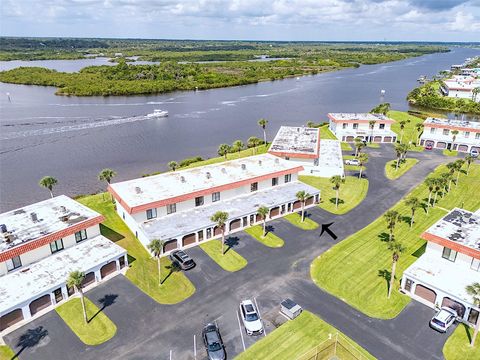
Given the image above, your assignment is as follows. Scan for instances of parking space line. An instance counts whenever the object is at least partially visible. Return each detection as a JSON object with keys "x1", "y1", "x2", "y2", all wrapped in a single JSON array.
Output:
[
  {"x1": 236, "y1": 309, "x2": 247, "y2": 351},
  {"x1": 253, "y1": 297, "x2": 267, "y2": 337},
  {"x1": 194, "y1": 334, "x2": 197, "y2": 360}
]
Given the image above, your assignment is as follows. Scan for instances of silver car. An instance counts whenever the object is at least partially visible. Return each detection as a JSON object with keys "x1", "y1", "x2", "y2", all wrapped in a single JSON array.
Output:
[
  {"x1": 430, "y1": 307, "x2": 457, "y2": 333},
  {"x1": 239, "y1": 299, "x2": 264, "y2": 335}
]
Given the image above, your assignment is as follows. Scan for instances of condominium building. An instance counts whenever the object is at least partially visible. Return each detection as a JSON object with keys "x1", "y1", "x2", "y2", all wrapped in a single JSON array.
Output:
[
  {"x1": 401, "y1": 208, "x2": 480, "y2": 327},
  {"x1": 0, "y1": 196, "x2": 127, "y2": 333},
  {"x1": 328, "y1": 113, "x2": 397, "y2": 143},
  {"x1": 268, "y1": 126, "x2": 344, "y2": 177},
  {"x1": 441, "y1": 75, "x2": 480, "y2": 102},
  {"x1": 419, "y1": 117, "x2": 480, "y2": 153},
  {"x1": 109, "y1": 154, "x2": 320, "y2": 254}
]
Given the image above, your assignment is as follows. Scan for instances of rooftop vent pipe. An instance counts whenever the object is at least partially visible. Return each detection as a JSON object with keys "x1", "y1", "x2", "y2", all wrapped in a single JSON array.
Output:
[
  {"x1": 180, "y1": 176, "x2": 186, "y2": 183},
  {"x1": 241, "y1": 164, "x2": 246, "y2": 170},
  {"x1": 206, "y1": 172, "x2": 212, "y2": 179}
]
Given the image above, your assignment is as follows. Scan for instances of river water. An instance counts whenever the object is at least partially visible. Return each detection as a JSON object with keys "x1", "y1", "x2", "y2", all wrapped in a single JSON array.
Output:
[{"x1": 1, "y1": 47, "x2": 479, "y2": 211}]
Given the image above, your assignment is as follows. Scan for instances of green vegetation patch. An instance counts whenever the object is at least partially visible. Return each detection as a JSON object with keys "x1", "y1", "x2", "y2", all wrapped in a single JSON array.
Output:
[
  {"x1": 284, "y1": 213, "x2": 319, "y2": 230},
  {"x1": 0, "y1": 345, "x2": 16, "y2": 360},
  {"x1": 78, "y1": 194, "x2": 195, "y2": 304},
  {"x1": 443, "y1": 149, "x2": 458, "y2": 157},
  {"x1": 443, "y1": 324, "x2": 480, "y2": 360},
  {"x1": 234, "y1": 311, "x2": 374, "y2": 360},
  {"x1": 200, "y1": 240, "x2": 248, "y2": 272},
  {"x1": 318, "y1": 124, "x2": 352, "y2": 151},
  {"x1": 245, "y1": 225, "x2": 284, "y2": 248},
  {"x1": 56, "y1": 297, "x2": 116, "y2": 345},
  {"x1": 310, "y1": 164, "x2": 480, "y2": 319},
  {"x1": 385, "y1": 158, "x2": 419, "y2": 180},
  {"x1": 389, "y1": 110, "x2": 425, "y2": 151},
  {"x1": 300, "y1": 175, "x2": 369, "y2": 215}
]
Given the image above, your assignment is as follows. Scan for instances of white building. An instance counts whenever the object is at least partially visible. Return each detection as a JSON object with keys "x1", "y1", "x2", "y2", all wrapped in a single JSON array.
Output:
[
  {"x1": 328, "y1": 113, "x2": 397, "y2": 143},
  {"x1": 419, "y1": 117, "x2": 480, "y2": 153},
  {"x1": 401, "y1": 208, "x2": 480, "y2": 327},
  {"x1": 109, "y1": 154, "x2": 320, "y2": 254},
  {"x1": 0, "y1": 196, "x2": 127, "y2": 334},
  {"x1": 268, "y1": 126, "x2": 344, "y2": 177},
  {"x1": 441, "y1": 75, "x2": 480, "y2": 102}
]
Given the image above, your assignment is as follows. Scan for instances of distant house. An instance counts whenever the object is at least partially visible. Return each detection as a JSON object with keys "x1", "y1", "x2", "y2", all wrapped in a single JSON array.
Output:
[
  {"x1": 419, "y1": 117, "x2": 480, "y2": 153},
  {"x1": 328, "y1": 113, "x2": 397, "y2": 143},
  {"x1": 440, "y1": 75, "x2": 480, "y2": 102},
  {"x1": 401, "y1": 208, "x2": 480, "y2": 327},
  {"x1": 0, "y1": 196, "x2": 127, "y2": 334}
]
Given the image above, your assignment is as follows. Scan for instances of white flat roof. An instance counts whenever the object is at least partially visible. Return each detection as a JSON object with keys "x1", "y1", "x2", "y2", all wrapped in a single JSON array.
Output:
[
  {"x1": 328, "y1": 113, "x2": 394, "y2": 122},
  {"x1": 318, "y1": 140, "x2": 344, "y2": 171},
  {"x1": 269, "y1": 126, "x2": 320, "y2": 156},
  {"x1": 404, "y1": 254, "x2": 479, "y2": 306},
  {"x1": 0, "y1": 236, "x2": 126, "y2": 314},
  {"x1": 140, "y1": 181, "x2": 319, "y2": 242},
  {"x1": 424, "y1": 208, "x2": 480, "y2": 252},
  {"x1": 424, "y1": 117, "x2": 480, "y2": 131},
  {"x1": 0, "y1": 195, "x2": 102, "y2": 252},
  {"x1": 109, "y1": 154, "x2": 302, "y2": 210}
]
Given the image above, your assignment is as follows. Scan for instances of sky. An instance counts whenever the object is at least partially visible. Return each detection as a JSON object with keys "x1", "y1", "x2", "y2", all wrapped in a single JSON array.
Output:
[{"x1": 1, "y1": 0, "x2": 480, "y2": 42}]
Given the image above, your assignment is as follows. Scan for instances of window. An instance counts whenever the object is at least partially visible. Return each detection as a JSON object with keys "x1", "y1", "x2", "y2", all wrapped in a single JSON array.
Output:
[
  {"x1": 285, "y1": 156, "x2": 290, "y2": 160},
  {"x1": 471, "y1": 258, "x2": 480, "y2": 272},
  {"x1": 430, "y1": 128, "x2": 436, "y2": 134},
  {"x1": 353, "y1": 123, "x2": 359, "y2": 129},
  {"x1": 464, "y1": 131, "x2": 470, "y2": 138},
  {"x1": 342, "y1": 123, "x2": 348, "y2": 129},
  {"x1": 442, "y1": 247, "x2": 457, "y2": 262},
  {"x1": 284, "y1": 174, "x2": 292, "y2": 183},
  {"x1": 6, "y1": 256, "x2": 22, "y2": 271},
  {"x1": 75, "y1": 229, "x2": 87, "y2": 243},
  {"x1": 212, "y1": 192, "x2": 220, "y2": 202},
  {"x1": 476, "y1": 133, "x2": 480, "y2": 139},
  {"x1": 468, "y1": 308, "x2": 479, "y2": 325},
  {"x1": 50, "y1": 239, "x2": 64, "y2": 254},
  {"x1": 250, "y1": 182, "x2": 258, "y2": 192},
  {"x1": 206, "y1": 228, "x2": 212, "y2": 239},
  {"x1": 167, "y1": 203, "x2": 176, "y2": 214},
  {"x1": 379, "y1": 123, "x2": 385, "y2": 130},
  {"x1": 272, "y1": 177, "x2": 279, "y2": 186},
  {"x1": 195, "y1": 196, "x2": 204, "y2": 207},
  {"x1": 443, "y1": 129, "x2": 450, "y2": 136},
  {"x1": 146, "y1": 208, "x2": 157, "y2": 220}
]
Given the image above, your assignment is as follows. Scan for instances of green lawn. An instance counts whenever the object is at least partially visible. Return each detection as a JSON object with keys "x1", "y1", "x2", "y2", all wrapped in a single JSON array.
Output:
[
  {"x1": 343, "y1": 155, "x2": 366, "y2": 172},
  {"x1": 0, "y1": 346, "x2": 16, "y2": 360},
  {"x1": 78, "y1": 194, "x2": 195, "y2": 304},
  {"x1": 310, "y1": 164, "x2": 480, "y2": 319},
  {"x1": 244, "y1": 225, "x2": 284, "y2": 248},
  {"x1": 284, "y1": 213, "x2": 319, "y2": 230},
  {"x1": 234, "y1": 311, "x2": 374, "y2": 360},
  {"x1": 56, "y1": 297, "x2": 116, "y2": 345},
  {"x1": 300, "y1": 175, "x2": 369, "y2": 215},
  {"x1": 319, "y1": 124, "x2": 352, "y2": 151},
  {"x1": 443, "y1": 324, "x2": 480, "y2": 360},
  {"x1": 385, "y1": 158, "x2": 419, "y2": 180},
  {"x1": 388, "y1": 111, "x2": 425, "y2": 151},
  {"x1": 200, "y1": 239, "x2": 248, "y2": 272},
  {"x1": 443, "y1": 149, "x2": 458, "y2": 157}
]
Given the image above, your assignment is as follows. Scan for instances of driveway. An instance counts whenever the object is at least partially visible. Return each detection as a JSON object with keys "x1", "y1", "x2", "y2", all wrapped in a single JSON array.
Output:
[{"x1": 4, "y1": 146, "x2": 452, "y2": 360}]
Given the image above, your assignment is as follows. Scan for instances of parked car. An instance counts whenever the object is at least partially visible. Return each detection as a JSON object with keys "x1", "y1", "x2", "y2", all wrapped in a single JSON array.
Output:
[
  {"x1": 430, "y1": 307, "x2": 458, "y2": 333},
  {"x1": 425, "y1": 143, "x2": 433, "y2": 150},
  {"x1": 345, "y1": 159, "x2": 360, "y2": 166},
  {"x1": 169, "y1": 250, "x2": 195, "y2": 270},
  {"x1": 239, "y1": 299, "x2": 264, "y2": 335},
  {"x1": 471, "y1": 148, "x2": 479, "y2": 158},
  {"x1": 202, "y1": 323, "x2": 226, "y2": 360}
]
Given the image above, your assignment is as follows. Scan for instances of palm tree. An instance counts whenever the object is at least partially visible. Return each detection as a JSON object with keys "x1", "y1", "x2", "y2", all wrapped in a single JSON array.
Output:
[
  {"x1": 432, "y1": 177, "x2": 444, "y2": 206},
  {"x1": 405, "y1": 197, "x2": 420, "y2": 228},
  {"x1": 415, "y1": 123, "x2": 424, "y2": 146},
  {"x1": 399, "y1": 119, "x2": 410, "y2": 143},
  {"x1": 368, "y1": 120, "x2": 376, "y2": 143},
  {"x1": 210, "y1": 211, "x2": 229, "y2": 255},
  {"x1": 98, "y1": 168, "x2": 117, "y2": 201},
  {"x1": 306, "y1": 121, "x2": 316, "y2": 128},
  {"x1": 472, "y1": 87, "x2": 480, "y2": 102},
  {"x1": 66, "y1": 270, "x2": 87, "y2": 323},
  {"x1": 464, "y1": 154, "x2": 475, "y2": 175},
  {"x1": 394, "y1": 143, "x2": 408, "y2": 170},
  {"x1": 384, "y1": 210, "x2": 400, "y2": 242},
  {"x1": 295, "y1": 190, "x2": 310, "y2": 222},
  {"x1": 424, "y1": 177, "x2": 436, "y2": 211},
  {"x1": 147, "y1": 239, "x2": 165, "y2": 286},
  {"x1": 232, "y1": 140, "x2": 244, "y2": 158},
  {"x1": 387, "y1": 241, "x2": 405, "y2": 299},
  {"x1": 217, "y1": 144, "x2": 231, "y2": 160},
  {"x1": 248, "y1": 136, "x2": 261, "y2": 155},
  {"x1": 258, "y1": 118, "x2": 268, "y2": 145},
  {"x1": 357, "y1": 153, "x2": 369, "y2": 179},
  {"x1": 257, "y1": 206, "x2": 269, "y2": 237},
  {"x1": 451, "y1": 130, "x2": 459, "y2": 150},
  {"x1": 354, "y1": 137, "x2": 365, "y2": 157},
  {"x1": 39, "y1": 176, "x2": 58, "y2": 198},
  {"x1": 465, "y1": 282, "x2": 480, "y2": 347},
  {"x1": 454, "y1": 159, "x2": 465, "y2": 187},
  {"x1": 168, "y1": 161, "x2": 178, "y2": 171},
  {"x1": 445, "y1": 162, "x2": 456, "y2": 192},
  {"x1": 330, "y1": 175, "x2": 345, "y2": 209}
]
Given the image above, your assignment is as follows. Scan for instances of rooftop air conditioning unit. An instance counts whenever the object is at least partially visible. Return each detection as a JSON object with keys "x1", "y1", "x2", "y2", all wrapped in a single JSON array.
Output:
[
  {"x1": 60, "y1": 206, "x2": 67, "y2": 213},
  {"x1": 30, "y1": 212, "x2": 38, "y2": 222},
  {"x1": 206, "y1": 172, "x2": 211, "y2": 179},
  {"x1": 135, "y1": 186, "x2": 142, "y2": 194},
  {"x1": 180, "y1": 176, "x2": 186, "y2": 183},
  {"x1": 221, "y1": 168, "x2": 226, "y2": 173},
  {"x1": 0, "y1": 224, "x2": 7, "y2": 233},
  {"x1": 241, "y1": 164, "x2": 246, "y2": 170}
]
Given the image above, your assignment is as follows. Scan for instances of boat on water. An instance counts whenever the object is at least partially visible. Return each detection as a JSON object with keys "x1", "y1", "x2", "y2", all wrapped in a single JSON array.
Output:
[
  {"x1": 147, "y1": 109, "x2": 168, "y2": 117},
  {"x1": 417, "y1": 75, "x2": 427, "y2": 82}
]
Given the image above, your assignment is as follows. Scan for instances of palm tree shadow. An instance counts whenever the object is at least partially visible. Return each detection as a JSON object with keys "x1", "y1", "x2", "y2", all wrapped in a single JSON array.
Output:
[
  {"x1": 15, "y1": 326, "x2": 48, "y2": 358},
  {"x1": 264, "y1": 225, "x2": 275, "y2": 236},
  {"x1": 401, "y1": 215, "x2": 411, "y2": 225},
  {"x1": 161, "y1": 262, "x2": 181, "y2": 284},
  {"x1": 378, "y1": 269, "x2": 391, "y2": 295},
  {"x1": 378, "y1": 232, "x2": 390, "y2": 243},
  {"x1": 329, "y1": 198, "x2": 344, "y2": 205},
  {"x1": 88, "y1": 294, "x2": 118, "y2": 323},
  {"x1": 224, "y1": 236, "x2": 240, "y2": 255}
]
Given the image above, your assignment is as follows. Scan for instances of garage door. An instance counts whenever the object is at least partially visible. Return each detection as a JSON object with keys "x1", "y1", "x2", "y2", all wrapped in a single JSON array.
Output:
[
  {"x1": 384, "y1": 136, "x2": 392, "y2": 143},
  {"x1": 255, "y1": 214, "x2": 264, "y2": 222},
  {"x1": 293, "y1": 201, "x2": 302, "y2": 210},
  {"x1": 214, "y1": 226, "x2": 223, "y2": 236},
  {"x1": 457, "y1": 145, "x2": 468, "y2": 152},
  {"x1": 436, "y1": 142, "x2": 446, "y2": 149},
  {"x1": 82, "y1": 272, "x2": 96, "y2": 288},
  {"x1": 0, "y1": 308, "x2": 24, "y2": 331},
  {"x1": 229, "y1": 219, "x2": 241, "y2": 231},
  {"x1": 414, "y1": 284, "x2": 437, "y2": 304},
  {"x1": 374, "y1": 136, "x2": 382, "y2": 142},
  {"x1": 270, "y1": 207, "x2": 280, "y2": 217},
  {"x1": 442, "y1": 297, "x2": 466, "y2": 317},
  {"x1": 182, "y1": 233, "x2": 196, "y2": 246},
  {"x1": 346, "y1": 136, "x2": 355, "y2": 142},
  {"x1": 29, "y1": 295, "x2": 52, "y2": 316},
  {"x1": 101, "y1": 261, "x2": 117, "y2": 279},
  {"x1": 164, "y1": 240, "x2": 178, "y2": 252},
  {"x1": 305, "y1": 196, "x2": 314, "y2": 206}
]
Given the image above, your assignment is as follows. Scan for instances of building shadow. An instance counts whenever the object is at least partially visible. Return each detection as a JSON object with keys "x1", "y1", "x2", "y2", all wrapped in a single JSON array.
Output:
[
  {"x1": 412, "y1": 243, "x2": 426, "y2": 258},
  {"x1": 89, "y1": 294, "x2": 119, "y2": 323},
  {"x1": 14, "y1": 326, "x2": 48, "y2": 358}
]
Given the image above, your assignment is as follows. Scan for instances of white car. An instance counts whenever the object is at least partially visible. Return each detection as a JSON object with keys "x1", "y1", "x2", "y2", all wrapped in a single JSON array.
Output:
[
  {"x1": 345, "y1": 159, "x2": 360, "y2": 166},
  {"x1": 430, "y1": 307, "x2": 458, "y2": 333},
  {"x1": 471, "y1": 149, "x2": 479, "y2": 158},
  {"x1": 239, "y1": 300, "x2": 264, "y2": 335}
]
